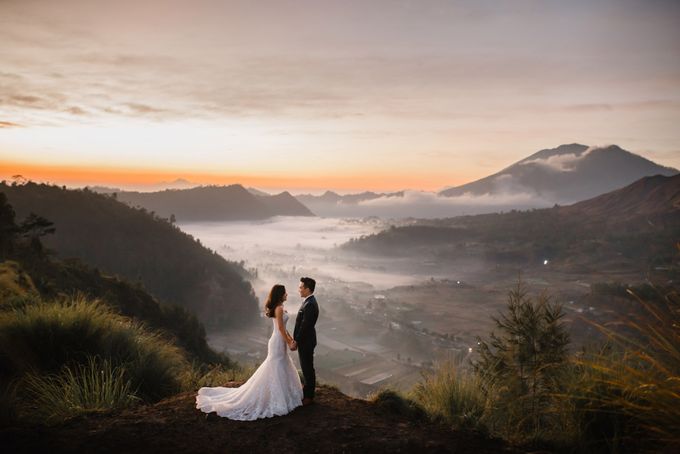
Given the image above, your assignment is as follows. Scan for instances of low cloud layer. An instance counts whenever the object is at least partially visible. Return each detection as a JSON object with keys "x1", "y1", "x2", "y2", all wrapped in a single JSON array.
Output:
[
  {"x1": 519, "y1": 146, "x2": 599, "y2": 172},
  {"x1": 359, "y1": 189, "x2": 543, "y2": 208},
  {"x1": 313, "y1": 186, "x2": 551, "y2": 218}
]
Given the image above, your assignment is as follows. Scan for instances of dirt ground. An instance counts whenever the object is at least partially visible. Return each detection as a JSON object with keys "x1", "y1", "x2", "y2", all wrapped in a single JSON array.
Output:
[{"x1": 2, "y1": 384, "x2": 521, "y2": 454}]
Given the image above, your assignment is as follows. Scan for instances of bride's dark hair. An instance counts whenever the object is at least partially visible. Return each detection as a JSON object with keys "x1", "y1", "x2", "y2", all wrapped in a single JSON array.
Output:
[{"x1": 264, "y1": 284, "x2": 286, "y2": 318}]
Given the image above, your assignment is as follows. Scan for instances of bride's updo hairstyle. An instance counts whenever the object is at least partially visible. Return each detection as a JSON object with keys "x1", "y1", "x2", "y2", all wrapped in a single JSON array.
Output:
[{"x1": 265, "y1": 284, "x2": 286, "y2": 318}]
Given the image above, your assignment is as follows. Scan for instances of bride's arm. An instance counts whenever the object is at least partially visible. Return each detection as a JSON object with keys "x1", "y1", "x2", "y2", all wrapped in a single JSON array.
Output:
[{"x1": 275, "y1": 306, "x2": 294, "y2": 345}]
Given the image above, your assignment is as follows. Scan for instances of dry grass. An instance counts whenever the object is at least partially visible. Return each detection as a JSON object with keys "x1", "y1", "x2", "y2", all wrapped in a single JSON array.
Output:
[{"x1": 573, "y1": 285, "x2": 680, "y2": 449}]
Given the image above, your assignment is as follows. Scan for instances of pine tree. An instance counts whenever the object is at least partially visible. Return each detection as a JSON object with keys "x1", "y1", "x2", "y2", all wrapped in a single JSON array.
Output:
[{"x1": 473, "y1": 277, "x2": 569, "y2": 436}]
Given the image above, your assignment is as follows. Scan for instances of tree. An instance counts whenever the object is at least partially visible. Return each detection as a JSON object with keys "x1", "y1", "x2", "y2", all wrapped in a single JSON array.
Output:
[
  {"x1": 473, "y1": 277, "x2": 570, "y2": 436},
  {"x1": 19, "y1": 213, "x2": 56, "y2": 254},
  {"x1": 0, "y1": 192, "x2": 18, "y2": 257},
  {"x1": 11, "y1": 174, "x2": 27, "y2": 186}
]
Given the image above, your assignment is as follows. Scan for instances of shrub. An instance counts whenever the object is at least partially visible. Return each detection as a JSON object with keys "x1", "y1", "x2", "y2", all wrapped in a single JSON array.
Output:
[
  {"x1": 410, "y1": 361, "x2": 487, "y2": 431},
  {"x1": 369, "y1": 388, "x2": 427, "y2": 421},
  {"x1": 0, "y1": 294, "x2": 187, "y2": 402}
]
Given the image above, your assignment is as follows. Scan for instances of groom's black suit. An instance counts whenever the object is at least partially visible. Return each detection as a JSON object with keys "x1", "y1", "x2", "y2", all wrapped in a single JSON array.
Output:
[{"x1": 293, "y1": 295, "x2": 319, "y2": 399}]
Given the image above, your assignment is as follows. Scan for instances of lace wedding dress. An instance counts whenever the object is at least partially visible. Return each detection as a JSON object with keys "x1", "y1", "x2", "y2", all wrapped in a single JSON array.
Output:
[{"x1": 195, "y1": 312, "x2": 303, "y2": 420}]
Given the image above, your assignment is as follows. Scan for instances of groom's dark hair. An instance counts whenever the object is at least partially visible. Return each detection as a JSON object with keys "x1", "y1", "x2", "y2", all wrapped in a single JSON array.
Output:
[{"x1": 300, "y1": 277, "x2": 316, "y2": 293}]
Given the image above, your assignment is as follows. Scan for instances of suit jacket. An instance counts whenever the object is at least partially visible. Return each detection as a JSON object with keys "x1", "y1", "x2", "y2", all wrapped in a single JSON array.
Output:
[{"x1": 293, "y1": 295, "x2": 319, "y2": 349}]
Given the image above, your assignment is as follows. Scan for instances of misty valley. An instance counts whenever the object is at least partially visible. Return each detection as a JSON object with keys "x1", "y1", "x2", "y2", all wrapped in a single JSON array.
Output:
[{"x1": 179, "y1": 184, "x2": 675, "y2": 399}]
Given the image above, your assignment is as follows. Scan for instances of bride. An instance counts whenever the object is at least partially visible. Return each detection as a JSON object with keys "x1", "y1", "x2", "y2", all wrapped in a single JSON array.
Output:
[{"x1": 195, "y1": 284, "x2": 303, "y2": 420}]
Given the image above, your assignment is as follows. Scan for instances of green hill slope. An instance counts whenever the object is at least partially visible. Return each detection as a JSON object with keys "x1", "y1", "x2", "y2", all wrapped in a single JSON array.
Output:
[{"x1": 1, "y1": 182, "x2": 258, "y2": 327}]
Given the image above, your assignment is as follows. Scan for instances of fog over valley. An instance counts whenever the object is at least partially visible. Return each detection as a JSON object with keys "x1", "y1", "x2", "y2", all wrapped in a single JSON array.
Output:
[{"x1": 178, "y1": 216, "x2": 500, "y2": 396}]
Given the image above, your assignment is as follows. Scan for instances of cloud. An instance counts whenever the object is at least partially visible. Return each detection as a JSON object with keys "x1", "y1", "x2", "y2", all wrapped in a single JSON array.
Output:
[
  {"x1": 0, "y1": 72, "x2": 23, "y2": 80},
  {"x1": 359, "y1": 189, "x2": 544, "y2": 208},
  {"x1": 519, "y1": 147, "x2": 598, "y2": 172},
  {"x1": 64, "y1": 106, "x2": 88, "y2": 115},
  {"x1": 322, "y1": 187, "x2": 551, "y2": 218},
  {"x1": 124, "y1": 103, "x2": 165, "y2": 114},
  {"x1": 562, "y1": 103, "x2": 614, "y2": 112},
  {"x1": 100, "y1": 102, "x2": 173, "y2": 118},
  {"x1": 0, "y1": 93, "x2": 65, "y2": 111},
  {"x1": 558, "y1": 100, "x2": 680, "y2": 113},
  {"x1": 0, "y1": 121, "x2": 22, "y2": 128}
]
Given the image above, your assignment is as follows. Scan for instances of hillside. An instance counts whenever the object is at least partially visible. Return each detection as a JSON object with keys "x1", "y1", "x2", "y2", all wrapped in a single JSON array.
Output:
[
  {"x1": 344, "y1": 174, "x2": 680, "y2": 270},
  {"x1": 113, "y1": 185, "x2": 314, "y2": 221},
  {"x1": 1, "y1": 182, "x2": 258, "y2": 326},
  {"x1": 440, "y1": 144, "x2": 677, "y2": 203},
  {"x1": 1, "y1": 384, "x2": 515, "y2": 454},
  {"x1": 558, "y1": 173, "x2": 680, "y2": 226},
  {"x1": 0, "y1": 194, "x2": 229, "y2": 365}
]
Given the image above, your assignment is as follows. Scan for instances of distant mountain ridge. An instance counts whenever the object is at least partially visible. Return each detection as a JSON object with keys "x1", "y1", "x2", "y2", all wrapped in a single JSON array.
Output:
[
  {"x1": 296, "y1": 190, "x2": 405, "y2": 205},
  {"x1": 114, "y1": 184, "x2": 314, "y2": 221},
  {"x1": 88, "y1": 178, "x2": 198, "y2": 193},
  {"x1": 295, "y1": 190, "x2": 404, "y2": 217},
  {"x1": 439, "y1": 143, "x2": 678, "y2": 203}
]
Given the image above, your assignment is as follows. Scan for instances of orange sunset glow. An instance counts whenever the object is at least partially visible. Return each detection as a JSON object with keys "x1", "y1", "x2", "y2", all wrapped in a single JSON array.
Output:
[
  {"x1": 0, "y1": 159, "x2": 462, "y2": 193},
  {"x1": 1, "y1": 0, "x2": 679, "y2": 192}
]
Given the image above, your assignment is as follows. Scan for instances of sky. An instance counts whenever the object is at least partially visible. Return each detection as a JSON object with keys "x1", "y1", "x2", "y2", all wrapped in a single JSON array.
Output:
[{"x1": 1, "y1": 0, "x2": 679, "y2": 192}]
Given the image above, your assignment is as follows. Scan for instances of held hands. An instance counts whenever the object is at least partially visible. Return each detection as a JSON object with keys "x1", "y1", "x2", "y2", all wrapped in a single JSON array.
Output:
[{"x1": 289, "y1": 340, "x2": 298, "y2": 351}]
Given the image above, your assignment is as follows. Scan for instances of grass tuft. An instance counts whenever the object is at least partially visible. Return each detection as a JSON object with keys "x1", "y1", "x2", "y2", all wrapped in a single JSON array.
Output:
[{"x1": 21, "y1": 356, "x2": 140, "y2": 423}]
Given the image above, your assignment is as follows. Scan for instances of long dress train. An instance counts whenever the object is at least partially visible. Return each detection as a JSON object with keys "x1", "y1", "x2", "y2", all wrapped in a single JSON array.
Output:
[{"x1": 195, "y1": 312, "x2": 303, "y2": 420}]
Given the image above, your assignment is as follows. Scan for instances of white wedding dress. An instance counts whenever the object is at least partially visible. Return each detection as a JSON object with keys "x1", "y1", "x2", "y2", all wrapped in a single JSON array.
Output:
[{"x1": 195, "y1": 312, "x2": 303, "y2": 420}]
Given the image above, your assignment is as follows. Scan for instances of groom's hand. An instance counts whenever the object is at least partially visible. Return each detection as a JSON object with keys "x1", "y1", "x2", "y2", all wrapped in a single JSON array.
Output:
[{"x1": 290, "y1": 340, "x2": 298, "y2": 351}]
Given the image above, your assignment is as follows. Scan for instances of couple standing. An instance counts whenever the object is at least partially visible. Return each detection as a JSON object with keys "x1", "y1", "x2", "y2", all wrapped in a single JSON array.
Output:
[{"x1": 195, "y1": 277, "x2": 319, "y2": 420}]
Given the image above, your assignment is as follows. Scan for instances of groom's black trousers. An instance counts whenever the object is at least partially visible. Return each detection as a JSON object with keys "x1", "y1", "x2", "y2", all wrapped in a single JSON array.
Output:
[{"x1": 298, "y1": 345, "x2": 316, "y2": 399}]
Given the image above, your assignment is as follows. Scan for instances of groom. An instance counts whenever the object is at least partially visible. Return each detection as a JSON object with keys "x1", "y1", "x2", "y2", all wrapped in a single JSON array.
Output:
[{"x1": 293, "y1": 276, "x2": 319, "y2": 406}]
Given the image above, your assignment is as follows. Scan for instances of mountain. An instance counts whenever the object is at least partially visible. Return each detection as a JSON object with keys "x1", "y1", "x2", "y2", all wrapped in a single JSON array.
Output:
[
  {"x1": 246, "y1": 187, "x2": 271, "y2": 197},
  {"x1": 343, "y1": 174, "x2": 680, "y2": 270},
  {"x1": 87, "y1": 185, "x2": 122, "y2": 194},
  {"x1": 115, "y1": 184, "x2": 314, "y2": 221},
  {"x1": 557, "y1": 173, "x2": 680, "y2": 226},
  {"x1": 1, "y1": 182, "x2": 259, "y2": 326},
  {"x1": 258, "y1": 191, "x2": 315, "y2": 216},
  {"x1": 440, "y1": 143, "x2": 678, "y2": 203},
  {"x1": 295, "y1": 190, "x2": 404, "y2": 217},
  {"x1": 294, "y1": 144, "x2": 676, "y2": 219}
]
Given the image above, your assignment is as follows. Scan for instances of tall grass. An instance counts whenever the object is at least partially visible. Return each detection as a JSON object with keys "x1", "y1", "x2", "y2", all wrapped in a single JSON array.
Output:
[
  {"x1": 572, "y1": 286, "x2": 680, "y2": 450},
  {"x1": 21, "y1": 356, "x2": 140, "y2": 422},
  {"x1": 410, "y1": 361, "x2": 487, "y2": 431},
  {"x1": 0, "y1": 294, "x2": 188, "y2": 402}
]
